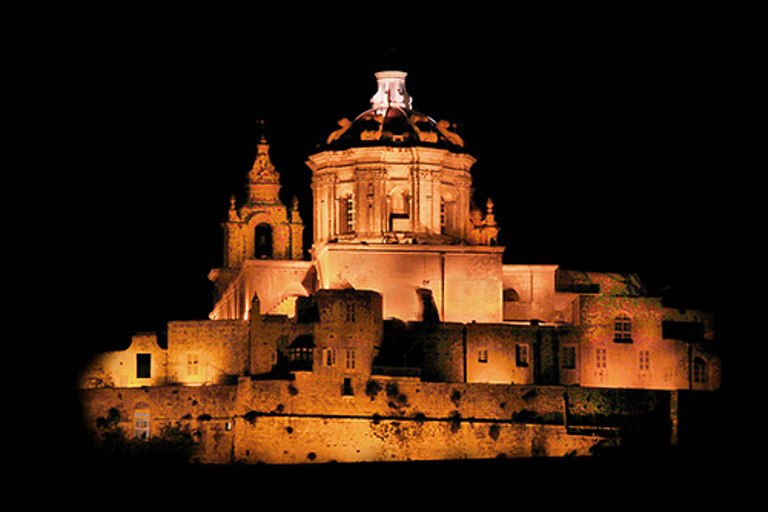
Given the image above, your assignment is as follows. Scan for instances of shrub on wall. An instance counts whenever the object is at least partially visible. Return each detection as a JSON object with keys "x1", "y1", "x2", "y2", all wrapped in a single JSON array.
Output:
[{"x1": 93, "y1": 408, "x2": 198, "y2": 463}]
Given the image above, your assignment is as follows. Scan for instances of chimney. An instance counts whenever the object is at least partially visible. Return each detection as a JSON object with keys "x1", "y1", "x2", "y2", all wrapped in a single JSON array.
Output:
[{"x1": 370, "y1": 71, "x2": 413, "y2": 113}]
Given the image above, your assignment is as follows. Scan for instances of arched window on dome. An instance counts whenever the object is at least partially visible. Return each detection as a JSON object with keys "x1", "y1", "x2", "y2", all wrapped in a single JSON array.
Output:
[
  {"x1": 254, "y1": 223, "x2": 273, "y2": 259},
  {"x1": 388, "y1": 188, "x2": 410, "y2": 231},
  {"x1": 339, "y1": 194, "x2": 355, "y2": 234},
  {"x1": 440, "y1": 195, "x2": 457, "y2": 237},
  {"x1": 440, "y1": 198, "x2": 446, "y2": 234}
]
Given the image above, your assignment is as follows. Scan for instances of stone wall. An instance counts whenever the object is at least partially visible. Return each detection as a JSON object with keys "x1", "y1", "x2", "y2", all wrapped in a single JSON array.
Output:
[
  {"x1": 80, "y1": 378, "x2": 671, "y2": 464},
  {"x1": 233, "y1": 416, "x2": 604, "y2": 464},
  {"x1": 167, "y1": 321, "x2": 249, "y2": 385},
  {"x1": 79, "y1": 385, "x2": 238, "y2": 464},
  {"x1": 314, "y1": 244, "x2": 504, "y2": 324}
]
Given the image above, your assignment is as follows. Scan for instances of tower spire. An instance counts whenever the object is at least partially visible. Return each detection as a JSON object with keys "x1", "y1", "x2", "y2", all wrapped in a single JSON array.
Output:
[
  {"x1": 247, "y1": 123, "x2": 280, "y2": 204},
  {"x1": 255, "y1": 119, "x2": 267, "y2": 143}
]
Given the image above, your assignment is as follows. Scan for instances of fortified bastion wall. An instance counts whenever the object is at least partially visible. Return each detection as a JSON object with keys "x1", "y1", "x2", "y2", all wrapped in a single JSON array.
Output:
[{"x1": 80, "y1": 376, "x2": 669, "y2": 464}]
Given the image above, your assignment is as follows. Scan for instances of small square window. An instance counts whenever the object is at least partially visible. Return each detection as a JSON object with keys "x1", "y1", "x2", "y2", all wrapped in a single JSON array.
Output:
[{"x1": 478, "y1": 349, "x2": 488, "y2": 363}]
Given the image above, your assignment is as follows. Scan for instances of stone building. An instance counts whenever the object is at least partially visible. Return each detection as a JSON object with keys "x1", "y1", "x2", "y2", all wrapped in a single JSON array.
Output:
[{"x1": 79, "y1": 71, "x2": 720, "y2": 464}]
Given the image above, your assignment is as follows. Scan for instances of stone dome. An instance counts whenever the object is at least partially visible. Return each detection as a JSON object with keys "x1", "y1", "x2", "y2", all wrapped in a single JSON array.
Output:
[{"x1": 323, "y1": 71, "x2": 467, "y2": 151}]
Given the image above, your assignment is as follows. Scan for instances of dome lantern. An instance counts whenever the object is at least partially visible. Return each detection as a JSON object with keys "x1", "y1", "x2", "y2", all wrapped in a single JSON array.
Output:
[{"x1": 370, "y1": 71, "x2": 413, "y2": 113}]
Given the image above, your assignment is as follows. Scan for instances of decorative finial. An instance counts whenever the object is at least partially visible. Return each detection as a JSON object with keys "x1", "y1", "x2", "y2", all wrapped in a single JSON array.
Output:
[
  {"x1": 291, "y1": 195, "x2": 302, "y2": 223},
  {"x1": 255, "y1": 119, "x2": 267, "y2": 143},
  {"x1": 228, "y1": 195, "x2": 239, "y2": 221}
]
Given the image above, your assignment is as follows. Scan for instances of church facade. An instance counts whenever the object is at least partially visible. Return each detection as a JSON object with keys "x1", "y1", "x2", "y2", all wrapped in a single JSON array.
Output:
[{"x1": 79, "y1": 71, "x2": 720, "y2": 464}]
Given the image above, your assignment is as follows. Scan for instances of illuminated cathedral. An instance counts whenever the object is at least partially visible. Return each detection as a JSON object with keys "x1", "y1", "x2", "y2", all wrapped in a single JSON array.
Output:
[{"x1": 79, "y1": 71, "x2": 720, "y2": 464}]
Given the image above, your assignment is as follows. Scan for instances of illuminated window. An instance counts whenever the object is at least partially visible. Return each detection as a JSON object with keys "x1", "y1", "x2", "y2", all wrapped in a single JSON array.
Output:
[
  {"x1": 639, "y1": 350, "x2": 650, "y2": 371},
  {"x1": 136, "y1": 353, "x2": 151, "y2": 379},
  {"x1": 346, "y1": 348, "x2": 356, "y2": 369},
  {"x1": 693, "y1": 357, "x2": 708, "y2": 384},
  {"x1": 134, "y1": 402, "x2": 150, "y2": 439},
  {"x1": 596, "y1": 348, "x2": 607, "y2": 369},
  {"x1": 346, "y1": 303, "x2": 356, "y2": 322},
  {"x1": 614, "y1": 314, "x2": 632, "y2": 342},
  {"x1": 478, "y1": 349, "x2": 488, "y2": 363},
  {"x1": 187, "y1": 353, "x2": 199, "y2": 376},
  {"x1": 289, "y1": 335, "x2": 315, "y2": 371},
  {"x1": 341, "y1": 195, "x2": 355, "y2": 233},
  {"x1": 562, "y1": 346, "x2": 576, "y2": 369},
  {"x1": 515, "y1": 344, "x2": 529, "y2": 367}
]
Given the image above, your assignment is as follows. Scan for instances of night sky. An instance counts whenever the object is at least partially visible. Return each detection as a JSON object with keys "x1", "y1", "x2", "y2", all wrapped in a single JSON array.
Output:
[{"x1": 44, "y1": 6, "x2": 759, "y2": 364}]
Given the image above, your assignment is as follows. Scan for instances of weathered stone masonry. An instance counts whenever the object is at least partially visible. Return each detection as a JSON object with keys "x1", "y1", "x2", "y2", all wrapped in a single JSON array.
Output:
[{"x1": 80, "y1": 376, "x2": 674, "y2": 464}]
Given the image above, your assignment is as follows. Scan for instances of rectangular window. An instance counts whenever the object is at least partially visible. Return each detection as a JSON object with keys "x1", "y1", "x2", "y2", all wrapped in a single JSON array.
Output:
[
  {"x1": 639, "y1": 350, "x2": 650, "y2": 371},
  {"x1": 187, "y1": 353, "x2": 199, "y2": 376},
  {"x1": 693, "y1": 358, "x2": 708, "y2": 384},
  {"x1": 515, "y1": 344, "x2": 529, "y2": 367},
  {"x1": 323, "y1": 348, "x2": 336, "y2": 367},
  {"x1": 614, "y1": 315, "x2": 633, "y2": 342},
  {"x1": 478, "y1": 349, "x2": 488, "y2": 364},
  {"x1": 346, "y1": 349, "x2": 356, "y2": 369},
  {"x1": 134, "y1": 411, "x2": 150, "y2": 439},
  {"x1": 346, "y1": 303, "x2": 356, "y2": 322},
  {"x1": 136, "y1": 353, "x2": 151, "y2": 379},
  {"x1": 342, "y1": 377, "x2": 354, "y2": 396},
  {"x1": 346, "y1": 196, "x2": 355, "y2": 233},
  {"x1": 595, "y1": 348, "x2": 607, "y2": 369},
  {"x1": 440, "y1": 199, "x2": 446, "y2": 234},
  {"x1": 562, "y1": 346, "x2": 576, "y2": 369}
]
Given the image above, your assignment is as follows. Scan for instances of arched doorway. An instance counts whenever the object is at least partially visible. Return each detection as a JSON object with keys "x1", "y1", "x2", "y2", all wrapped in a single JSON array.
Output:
[{"x1": 254, "y1": 223, "x2": 273, "y2": 259}]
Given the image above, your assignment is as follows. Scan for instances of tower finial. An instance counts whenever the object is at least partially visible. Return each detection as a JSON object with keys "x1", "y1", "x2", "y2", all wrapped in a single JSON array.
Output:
[{"x1": 255, "y1": 119, "x2": 267, "y2": 143}]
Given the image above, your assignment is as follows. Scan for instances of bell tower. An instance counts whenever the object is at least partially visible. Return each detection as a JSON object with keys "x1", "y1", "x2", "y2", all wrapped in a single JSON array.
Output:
[{"x1": 222, "y1": 126, "x2": 304, "y2": 269}]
